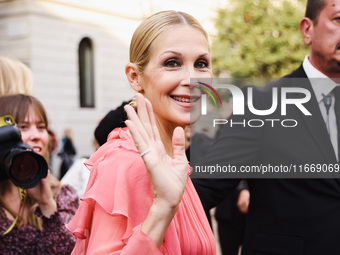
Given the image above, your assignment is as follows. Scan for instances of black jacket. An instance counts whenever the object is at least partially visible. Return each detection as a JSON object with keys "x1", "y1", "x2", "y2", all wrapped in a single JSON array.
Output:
[{"x1": 193, "y1": 65, "x2": 340, "y2": 255}]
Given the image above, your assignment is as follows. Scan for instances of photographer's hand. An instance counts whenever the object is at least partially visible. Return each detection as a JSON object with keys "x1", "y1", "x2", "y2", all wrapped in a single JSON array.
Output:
[{"x1": 27, "y1": 171, "x2": 57, "y2": 217}]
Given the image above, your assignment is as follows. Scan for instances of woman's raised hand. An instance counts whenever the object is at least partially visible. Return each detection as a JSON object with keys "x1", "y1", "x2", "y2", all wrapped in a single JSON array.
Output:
[{"x1": 124, "y1": 93, "x2": 188, "y2": 210}]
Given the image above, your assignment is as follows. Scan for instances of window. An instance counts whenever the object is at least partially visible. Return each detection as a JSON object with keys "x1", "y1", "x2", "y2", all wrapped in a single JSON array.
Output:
[{"x1": 79, "y1": 37, "x2": 95, "y2": 108}]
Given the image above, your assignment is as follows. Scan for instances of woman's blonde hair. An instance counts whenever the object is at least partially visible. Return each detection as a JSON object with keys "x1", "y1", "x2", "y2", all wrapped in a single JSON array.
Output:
[
  {"x1": 129, "y1": 10, "x2": 209, "y2": 76},
  {"x1": 0, "y1": 94, "x2": 61, "y2": 231},
  {"x1": 0, "y1": 56, "x2": 33, "y2": 96}
]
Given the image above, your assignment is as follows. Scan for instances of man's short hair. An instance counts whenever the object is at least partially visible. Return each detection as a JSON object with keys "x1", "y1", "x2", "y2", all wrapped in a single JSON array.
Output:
[{"x1": 305, "y1": 0, "x2": 327, "y2": 24}]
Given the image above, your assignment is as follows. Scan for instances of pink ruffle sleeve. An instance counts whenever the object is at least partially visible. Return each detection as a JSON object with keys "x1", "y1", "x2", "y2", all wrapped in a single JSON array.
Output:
[
  {"x1": 67, "y1": 128, "x2": 171, "y2": 254},
  {"x1": 66, "y1": 128, "x2": 215, "y2": 255}
]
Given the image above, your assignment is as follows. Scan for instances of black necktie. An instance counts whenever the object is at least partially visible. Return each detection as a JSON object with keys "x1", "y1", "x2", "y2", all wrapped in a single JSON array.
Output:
[{"x1": 333, "y1": 86, "x2": 340, "y2": 161}]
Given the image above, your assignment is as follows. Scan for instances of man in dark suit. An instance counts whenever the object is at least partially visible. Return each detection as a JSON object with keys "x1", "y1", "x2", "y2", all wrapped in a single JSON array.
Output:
[{"x1": 193, "y1": 0, "x2": 340, "y2": 254}]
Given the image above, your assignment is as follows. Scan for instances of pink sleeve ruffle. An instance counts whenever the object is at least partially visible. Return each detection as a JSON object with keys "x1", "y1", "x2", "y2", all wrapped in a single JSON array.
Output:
[{"x1": 66, "y1": 128, "x2": 155, "y2": 247}]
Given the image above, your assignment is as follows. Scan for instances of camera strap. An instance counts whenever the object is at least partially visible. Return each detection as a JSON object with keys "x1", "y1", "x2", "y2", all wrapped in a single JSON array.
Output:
[{"x1": 2, "y1": 187, "x2": 27, "y2": 236}]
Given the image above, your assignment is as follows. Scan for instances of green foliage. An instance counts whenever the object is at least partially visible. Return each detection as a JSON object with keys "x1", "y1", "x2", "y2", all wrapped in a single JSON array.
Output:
[{"x1": 211, "y1": 0, "x2": 309, "y2": 78}]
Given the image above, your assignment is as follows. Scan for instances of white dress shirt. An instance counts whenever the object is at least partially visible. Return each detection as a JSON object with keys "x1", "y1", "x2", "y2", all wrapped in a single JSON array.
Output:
[{"x1": 302, "y1": 55, "x2": 339, "y2": 160}]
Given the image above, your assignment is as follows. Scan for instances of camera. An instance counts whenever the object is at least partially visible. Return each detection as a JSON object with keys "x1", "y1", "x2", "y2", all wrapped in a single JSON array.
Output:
[{"x1": 0, "y1": 115, "x2": 48, "y2": 189}]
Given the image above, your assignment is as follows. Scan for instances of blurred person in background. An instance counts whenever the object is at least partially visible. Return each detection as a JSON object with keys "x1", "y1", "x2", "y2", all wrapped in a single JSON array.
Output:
[
  {"x1": 58, "y1": 128, "x2": 77, "y2": 179},
  {"x1": 0, "y1": 56, "x2": 33, "y2": 96},
  {"x1": 94, "y1": 99, "x2": 131, "y2": 146}
]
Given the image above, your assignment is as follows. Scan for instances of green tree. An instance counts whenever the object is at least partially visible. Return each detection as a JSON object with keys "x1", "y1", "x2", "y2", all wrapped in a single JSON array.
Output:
[{"x1": 212, "y1": 0, "x2": 309, "y2": 78}]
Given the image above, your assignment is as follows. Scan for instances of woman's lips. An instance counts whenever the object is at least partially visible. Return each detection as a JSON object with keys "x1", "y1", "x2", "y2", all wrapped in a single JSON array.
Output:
[{"x1": 170, "y1": 95, "x2": 200, "y2": 103}]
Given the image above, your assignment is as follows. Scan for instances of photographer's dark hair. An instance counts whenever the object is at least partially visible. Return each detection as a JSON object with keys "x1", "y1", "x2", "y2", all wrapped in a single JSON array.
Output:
[{"x1": 305, "y1": 0, "x2": 327, "y2": 24}]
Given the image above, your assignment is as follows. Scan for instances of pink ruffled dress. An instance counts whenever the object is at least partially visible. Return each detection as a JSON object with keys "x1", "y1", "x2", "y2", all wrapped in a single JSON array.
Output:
[{"x1": 67, "y1": 128, "x2": 216, "y2": 255}]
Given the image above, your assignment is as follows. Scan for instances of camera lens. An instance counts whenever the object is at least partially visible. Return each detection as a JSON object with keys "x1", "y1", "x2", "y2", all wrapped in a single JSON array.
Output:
[
  {"x1": 10, "y1": 152, "x2": 38, "y2": 183},
  {"x1": 0, "y1": 124, "x2": 48, "y2": 188}
]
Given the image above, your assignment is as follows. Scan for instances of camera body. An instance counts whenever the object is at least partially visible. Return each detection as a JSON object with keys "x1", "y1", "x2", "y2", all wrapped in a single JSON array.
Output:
[{"x1": 0, "y1": 115, "x2": 48, "y2": 189}]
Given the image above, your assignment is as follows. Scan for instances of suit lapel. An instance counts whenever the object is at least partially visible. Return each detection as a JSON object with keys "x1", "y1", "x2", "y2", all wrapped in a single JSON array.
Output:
[{"x1": 286, "y1": 65, "x2": 337, "y2": 164}]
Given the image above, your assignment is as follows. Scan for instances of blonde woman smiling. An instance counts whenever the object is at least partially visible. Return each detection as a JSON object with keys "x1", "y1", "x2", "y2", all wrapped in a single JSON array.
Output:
[{"x1": 67, "y1": 10, "x2": 216, "y2": 254}]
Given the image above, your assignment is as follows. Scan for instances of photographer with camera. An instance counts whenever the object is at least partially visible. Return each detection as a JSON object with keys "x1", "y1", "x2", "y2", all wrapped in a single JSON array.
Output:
[{"x1": 0, "y1": 94, "x2": 79, "y2": 254}]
